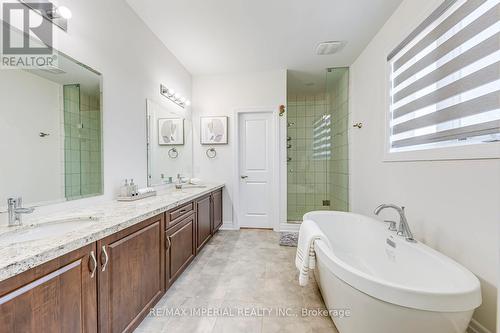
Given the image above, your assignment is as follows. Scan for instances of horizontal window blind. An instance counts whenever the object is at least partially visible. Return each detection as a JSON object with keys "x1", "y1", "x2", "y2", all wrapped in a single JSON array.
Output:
[{"x1": 388, "y1": 0, "x2": 500, "y2": 152}]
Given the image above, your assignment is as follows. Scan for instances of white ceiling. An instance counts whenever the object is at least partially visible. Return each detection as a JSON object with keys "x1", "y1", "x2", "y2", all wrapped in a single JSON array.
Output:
[{"x1": 126, "y1": 0, "x2": 402, "y2": 77}]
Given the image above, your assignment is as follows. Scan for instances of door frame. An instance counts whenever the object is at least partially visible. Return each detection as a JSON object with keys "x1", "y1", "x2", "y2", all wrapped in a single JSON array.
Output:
[{"x1": 233, "y1": 107, "x2": 280, "y2": 231}]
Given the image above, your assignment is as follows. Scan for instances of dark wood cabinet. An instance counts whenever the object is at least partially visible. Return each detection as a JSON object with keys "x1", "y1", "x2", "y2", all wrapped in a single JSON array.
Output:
[
  {"x1": 0, "y1": 187, "x2": 223, "y2": 333},
  {"x1": 166, "y1": 213, "x2": 196, "y2": 288},
  {"x1": 212, "y1": 189, "x2": 223, "y2": 233},
  {"x1": 0, "y1": 243, "x2": 98, "y2": 333},
  {"x1": 97, "y1": 214, "x2": 165, "y2": 333},
  {"x1": 195, "y1": 194, "x2": 212, "y2": 252}
]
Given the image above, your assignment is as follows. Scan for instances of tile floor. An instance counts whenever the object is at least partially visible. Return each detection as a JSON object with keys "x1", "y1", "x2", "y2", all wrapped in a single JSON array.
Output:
[{"x1": 136, "y1": 229, "x2": 339, "y2": 333}]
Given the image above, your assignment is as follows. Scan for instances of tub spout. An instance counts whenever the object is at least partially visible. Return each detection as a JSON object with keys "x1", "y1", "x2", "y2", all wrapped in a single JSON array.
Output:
[{"x1": 374, "y1": 204, "x2": 416, "y2": 243}]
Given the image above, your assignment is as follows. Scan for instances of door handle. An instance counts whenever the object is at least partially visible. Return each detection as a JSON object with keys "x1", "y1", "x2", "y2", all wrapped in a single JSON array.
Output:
[
  {"x1": 101, "y1": 245, "x2": 109, "y2": 272},
  {"x1": 240, "y1": 175, "x2": 248, "y2": 179},
  {"x1": 89, "y1": 251, "x2": 97, "y2": 278}
]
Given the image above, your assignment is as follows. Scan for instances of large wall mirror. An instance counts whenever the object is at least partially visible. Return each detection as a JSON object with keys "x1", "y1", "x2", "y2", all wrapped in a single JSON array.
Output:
[
  {"x1": 146, "y1": 99, "x2": 193, "y2": 186},
  {"x1": 0, "y1": 52, "x2": 103, "y2": 209}
]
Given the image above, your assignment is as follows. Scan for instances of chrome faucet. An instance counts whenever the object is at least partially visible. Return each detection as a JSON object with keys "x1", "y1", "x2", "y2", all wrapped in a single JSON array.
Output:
[
  {"x1": 374, "y1": 204, "x2": 416, "y2": 243},
  {"x1": 7, "y1": 197, "x2": 35, "y2": 226},
  {"x1": 175, "y1": 173, "x2": 184, "y2": 189}
]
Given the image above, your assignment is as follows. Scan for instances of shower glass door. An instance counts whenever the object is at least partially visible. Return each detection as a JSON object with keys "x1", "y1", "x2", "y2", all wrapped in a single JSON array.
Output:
[{"x1": 286, "y1": 68, "x2": 349, "y2": 223}]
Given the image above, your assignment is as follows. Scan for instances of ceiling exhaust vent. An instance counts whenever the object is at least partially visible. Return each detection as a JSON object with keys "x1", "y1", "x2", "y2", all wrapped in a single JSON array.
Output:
[{"x1": 315, "y1": 41, "x2": 346, "y2": 55}]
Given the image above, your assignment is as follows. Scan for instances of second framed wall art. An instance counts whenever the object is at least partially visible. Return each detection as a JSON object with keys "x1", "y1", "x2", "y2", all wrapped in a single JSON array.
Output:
[{"x1": 200, "y1": 116, "x2": 228, "y2": 144}]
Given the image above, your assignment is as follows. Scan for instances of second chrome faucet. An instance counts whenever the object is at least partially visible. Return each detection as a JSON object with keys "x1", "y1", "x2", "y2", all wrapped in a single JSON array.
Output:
[
  {"x1": 374, "y1": 203, "x2": 416, "y2": 243},
  {"x1": 7, "y1": 197, "x2": 35, "y2": 227}
]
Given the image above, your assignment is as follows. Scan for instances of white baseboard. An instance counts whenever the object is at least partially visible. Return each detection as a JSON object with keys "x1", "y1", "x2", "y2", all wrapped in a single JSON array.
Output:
[
  {"x1": 279, "y1": 223, "x2": 300, "y2": 232},
  {"x1": 468, "y1": 319, "x2": 492, "y2": 333},
  {"x1": 220, "y1": 220, "x2": 239, "y2": 231}
]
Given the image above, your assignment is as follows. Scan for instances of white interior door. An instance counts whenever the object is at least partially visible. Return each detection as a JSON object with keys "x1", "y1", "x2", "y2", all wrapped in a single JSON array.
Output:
[{"x1": 238, "y1": 111, "x2": 275, "y2": 228}]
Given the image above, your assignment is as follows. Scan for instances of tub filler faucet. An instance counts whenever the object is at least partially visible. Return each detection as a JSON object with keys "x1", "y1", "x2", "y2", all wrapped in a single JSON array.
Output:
[{"x1": 374, "y1": 204, "x2": 416, "y2": 243}]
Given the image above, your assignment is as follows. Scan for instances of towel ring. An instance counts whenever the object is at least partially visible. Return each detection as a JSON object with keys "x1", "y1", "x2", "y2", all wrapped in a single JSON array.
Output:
[
  {"x1": 206, "y1": 148, "x2": 217, "y2": 159},
  {"x1": 168, "y1": 147, "x2": 179, "y2": 158}
]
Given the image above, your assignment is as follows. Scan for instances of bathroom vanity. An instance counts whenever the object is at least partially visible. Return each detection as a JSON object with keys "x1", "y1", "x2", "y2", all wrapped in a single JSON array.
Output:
[
  {"x1": 0, "y1": 185, "x2": 224, "y2": 333},
  {"x1": 0, "y1": 19, "x2": 218, "y2": 332}
]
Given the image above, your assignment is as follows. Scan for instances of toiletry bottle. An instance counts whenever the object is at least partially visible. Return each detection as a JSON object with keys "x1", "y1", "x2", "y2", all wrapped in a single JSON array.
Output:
[
  {"x1": 130, "y1": 179, "x2": 135, "y2": 196},
  {"x1": 121, "y1": 179, "x2": 129, "y2": 197}
]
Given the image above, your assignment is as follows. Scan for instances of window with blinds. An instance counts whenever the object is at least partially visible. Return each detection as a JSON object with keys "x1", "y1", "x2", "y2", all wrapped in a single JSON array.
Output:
[
  {"x1": 312, "y1": 114, "x2": 331, "y2": 160},
  {"x1": 388, "y1": 0, "x2": 500, "y2": 152}
]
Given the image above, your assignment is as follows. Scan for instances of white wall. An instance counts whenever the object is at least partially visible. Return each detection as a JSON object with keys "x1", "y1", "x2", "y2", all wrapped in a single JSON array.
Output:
[
  {"x1": 0, "y1": 71, "x2": 63, "y2": 206},
  {"x1": 349, "y1": 0, "x2": 499, "y2": 331},
  {"x1": 192, "y1": 70, "x2": 287, "y2": 227},
  {"x1": 0, "y1": 0, "x2": 192, "y2": 221}
]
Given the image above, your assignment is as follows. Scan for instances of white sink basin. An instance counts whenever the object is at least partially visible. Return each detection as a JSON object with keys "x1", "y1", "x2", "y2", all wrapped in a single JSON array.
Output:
[{"x1": 0, "y1": 216, "x2": 99, "y2": 245}]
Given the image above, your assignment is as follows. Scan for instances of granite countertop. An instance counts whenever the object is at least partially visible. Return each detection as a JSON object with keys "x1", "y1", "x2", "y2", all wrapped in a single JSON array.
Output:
[{"x1": 0, "y1": 183, "x2": 224, "y2": 282}]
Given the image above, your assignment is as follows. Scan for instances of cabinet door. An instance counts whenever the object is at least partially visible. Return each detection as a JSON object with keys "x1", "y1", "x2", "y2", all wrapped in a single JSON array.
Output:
[
  {"x1": 98, "y1": 214, "x2": 165, "y2": 333},
  {"x1": 0, "y1": 243, "x2": 98, "y2": 333},
  {"x1": 195, "y1": 194, "x2": 212, "y2": 252},
  {"x1": 212, "y1": 189, "x2": 223, "y2": 233},
  {"x1": 166, "y1": 213, "x2": 196, "y2": 288}
]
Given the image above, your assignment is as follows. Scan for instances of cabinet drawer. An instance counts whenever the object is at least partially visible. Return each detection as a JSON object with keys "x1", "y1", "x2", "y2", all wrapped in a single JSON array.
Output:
[{"x1": 166, "y1": 202, "x2": 194, "y2": 228}]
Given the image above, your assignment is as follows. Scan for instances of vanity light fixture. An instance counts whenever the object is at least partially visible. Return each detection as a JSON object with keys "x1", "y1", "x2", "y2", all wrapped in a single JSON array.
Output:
[
  {"x1": 18, "y1": 1, "x2": 72, "y2": 31},
  {"x1": 47, "y1": 6, "x2": 73, "y2": 20},
  {"x1": 160, "y1": 84, "x2": 190, "y2": 108}
]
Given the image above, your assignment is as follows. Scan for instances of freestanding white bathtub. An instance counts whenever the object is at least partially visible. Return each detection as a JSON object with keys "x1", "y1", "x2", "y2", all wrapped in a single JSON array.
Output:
[{"x1": 303, "y1": 211, "x2": 482, "y2": 333}]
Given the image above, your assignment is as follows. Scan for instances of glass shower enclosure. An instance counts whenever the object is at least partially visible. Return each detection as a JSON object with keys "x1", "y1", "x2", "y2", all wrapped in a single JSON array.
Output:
[{"x1": 286, "y1": 68, "x2": 349, "y2": 223}]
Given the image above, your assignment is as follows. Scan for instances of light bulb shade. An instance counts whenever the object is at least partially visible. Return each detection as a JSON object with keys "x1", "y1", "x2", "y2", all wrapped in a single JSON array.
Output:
[
  {"x1": 57, "y1": 6, "x2": 72, "y2": 19},
  {"x1": 185, "y1": 100, "x2": 191, "y2": 106}
]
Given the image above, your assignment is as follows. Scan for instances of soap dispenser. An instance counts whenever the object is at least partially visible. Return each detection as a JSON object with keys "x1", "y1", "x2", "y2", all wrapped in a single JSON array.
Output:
[
  {"x1": 120, "y1": 179, "x2": 129, "y2": 197},
  {"x1": 130, "y1": 179, "x2": 137, "y2": 196}
]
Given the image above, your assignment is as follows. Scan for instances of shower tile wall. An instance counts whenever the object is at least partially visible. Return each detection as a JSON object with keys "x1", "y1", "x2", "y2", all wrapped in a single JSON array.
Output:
[
  {"x1": 287, "y1": 94, "x2": 331, "y2": 221},
  {"x1": 327, "y1": 68, "x2": 349, "y2": 212},
  {"x1": 80, "y1": 90, "x2": 102, "y2": 197},
  {"x1": 63, "y1": 84, "x2": 102, "y2": 200}
]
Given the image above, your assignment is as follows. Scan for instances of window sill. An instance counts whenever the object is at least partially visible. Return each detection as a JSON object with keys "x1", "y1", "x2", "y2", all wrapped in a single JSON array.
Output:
[{"x1": 383, "y1": 142, "x2": 500, "y2": 162}]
